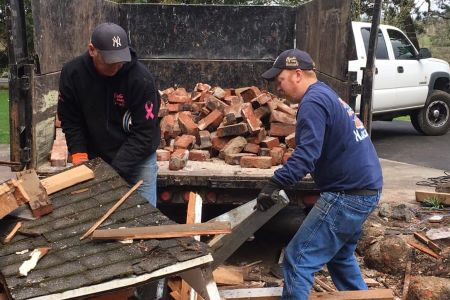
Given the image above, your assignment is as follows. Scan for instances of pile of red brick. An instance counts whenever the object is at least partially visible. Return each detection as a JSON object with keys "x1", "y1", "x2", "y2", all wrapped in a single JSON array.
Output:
[{"x1": 157, "y1": 83, "x2": 297, "y2": 170}]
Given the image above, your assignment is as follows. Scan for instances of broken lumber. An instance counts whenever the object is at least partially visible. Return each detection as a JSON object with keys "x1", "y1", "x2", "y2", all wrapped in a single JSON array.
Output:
[
  {"x1": 219, "y1": 287, "x2": 282, "y2": 299},
  {"x1": 3, "y1": 221, "x2": 22, "y2": 243},
  {"x1": 17, "y1": 169, "x2": 52, "y2": 218},
  {"x1": 91, "y1": 221, "x2": 231, "y2": 240},
  {"x1": 212, "y1": 266, "x2": 244, "y2": 285},
  {"x1": 0, "y1": 179, "x2": 30, "y2": 219},
  {"x1": 314, "y1": 277, "x2": 336, "y2": 292},
  {"x1": 80, "y1": 180, "x2": 143, "y2": 240},
  {"x1": 401, "y1": 255, "x2": 412, "y2": 300},
  {"x1": 41, "y1": 165, "x2": 94, "y2": 195},
  {"x1": 309, "y1": 289, "x2": 394, "y2": 300},
  {"x1": 413, "y1": 232, "x2": 441, "y2": 254},
  {"x1": 415, "y1": 190, "x2": 450, "y2": 206},
  {"x1": 407, "y1": 240, "x2": 439, "y2": 259}
]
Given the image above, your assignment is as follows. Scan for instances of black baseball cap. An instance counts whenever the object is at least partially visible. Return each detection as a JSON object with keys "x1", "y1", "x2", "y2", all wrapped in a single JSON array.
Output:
[
  {"x1": 91, "y1": 23, "x2": 131, "y2": 64},
  {"x1": 261, "y1": 49, "x2": 315, "y2": 81}
]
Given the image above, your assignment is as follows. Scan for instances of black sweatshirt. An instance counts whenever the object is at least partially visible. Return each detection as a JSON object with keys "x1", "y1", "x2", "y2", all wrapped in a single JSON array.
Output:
[{"x1": 57, "y1": 49, "x2": 160, "y2": 177}]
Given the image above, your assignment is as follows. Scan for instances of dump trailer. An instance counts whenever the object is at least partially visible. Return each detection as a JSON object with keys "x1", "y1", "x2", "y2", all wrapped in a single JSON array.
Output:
[{"x1": 7, "y1": 0, "x2": 358, "y2": 208}]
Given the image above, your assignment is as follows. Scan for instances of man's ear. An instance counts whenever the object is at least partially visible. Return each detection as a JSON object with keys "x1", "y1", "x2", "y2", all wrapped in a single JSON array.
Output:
[
  {"x1": 88, "y1": 43, "x2": 96, "y2": 57},
  {"x1": 295, "y1": 69, "x2": 303, "y2": 82}
]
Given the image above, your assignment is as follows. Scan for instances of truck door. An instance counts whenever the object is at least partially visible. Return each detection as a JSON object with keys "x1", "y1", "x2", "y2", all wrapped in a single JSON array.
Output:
[{"x1": 385, "y1": 28, "x2": 428, "y2": 110}]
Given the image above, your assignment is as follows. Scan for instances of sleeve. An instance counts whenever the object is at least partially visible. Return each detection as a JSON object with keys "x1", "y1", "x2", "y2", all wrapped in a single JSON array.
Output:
[
  {"x1": 111, "y1": 73, "x2": 160, "y2": 176},
  {"x1": 272, "y1": 99, "x2": 328, "y2": 187},
  {"x1": 57, "y1": 66, "x2": 88, "y2": 155}
]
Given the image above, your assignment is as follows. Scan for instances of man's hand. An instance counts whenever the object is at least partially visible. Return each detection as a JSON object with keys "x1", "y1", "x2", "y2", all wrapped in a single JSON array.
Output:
[
  {"x1": 72, "y1": 152, "x2": 88, "y2": 166},
  {"x1": 255, "y1": 179, "x2": 282, "y2": 211}
]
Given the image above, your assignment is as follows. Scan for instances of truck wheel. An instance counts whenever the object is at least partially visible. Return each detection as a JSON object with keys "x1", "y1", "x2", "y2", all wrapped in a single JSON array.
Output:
[
  {"x1": 410, "y1": 111, "x2": 424, "y2": 134},
  {"x1": 417, "y1": 90, "x2": 450, "y2": 136}
]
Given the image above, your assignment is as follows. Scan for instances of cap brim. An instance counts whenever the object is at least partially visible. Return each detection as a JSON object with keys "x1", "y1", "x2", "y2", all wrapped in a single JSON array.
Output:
[
  {"x1": 99, "y1": 47, "x2": 131, "y2": 64},
  {"x1": 261, "y1": 67, "x2": 282, "y2": 81}
]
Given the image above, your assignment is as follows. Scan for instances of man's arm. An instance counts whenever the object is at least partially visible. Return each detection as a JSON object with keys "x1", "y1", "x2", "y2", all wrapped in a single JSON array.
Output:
[
  {"x1": 273, "y1": 99, "x2": 328, "y2": 187},
  {"x1": 57, "y1": 66, "x2": 89, "y2": 158},
  {"x1": 111, "y1": 74, "x2": 160, "y2": 177}
]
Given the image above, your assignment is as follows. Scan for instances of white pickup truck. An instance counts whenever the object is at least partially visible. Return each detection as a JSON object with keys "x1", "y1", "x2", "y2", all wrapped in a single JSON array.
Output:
[{"x1": 350, "y1": 22, "x2": 450, "y2": 135}]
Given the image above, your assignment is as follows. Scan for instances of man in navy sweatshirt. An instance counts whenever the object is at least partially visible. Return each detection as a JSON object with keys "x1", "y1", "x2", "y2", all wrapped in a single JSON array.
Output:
[
  {"x1": 257, "y1": 49, "x2": 383, "y2": 299},
  {"x1": 58, "y1": 23, "x2": 160, "y2": 206}
]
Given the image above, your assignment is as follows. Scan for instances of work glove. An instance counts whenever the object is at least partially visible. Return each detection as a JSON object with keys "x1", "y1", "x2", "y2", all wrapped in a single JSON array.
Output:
[
  {"x1": 71, "y1": 152, "x2": 88, "y2": 166},
  {"x1": 255, "y1": 178, "x2": 282, "y2": 211}
]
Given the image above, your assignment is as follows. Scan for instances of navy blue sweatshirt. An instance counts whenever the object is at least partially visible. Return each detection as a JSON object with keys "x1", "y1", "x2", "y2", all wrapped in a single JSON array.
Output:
[
  {"x1": 58, "y1": 49, "x2": 160, "y2": 177},
  {"x1": 273, "y1": 81, "x2": 383, "y2": 191}
]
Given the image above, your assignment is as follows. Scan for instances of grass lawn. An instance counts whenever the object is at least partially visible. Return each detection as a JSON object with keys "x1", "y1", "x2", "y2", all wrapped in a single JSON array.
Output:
[{"x1": 0, "y1": 90, "x2": 9, "y2": 144}]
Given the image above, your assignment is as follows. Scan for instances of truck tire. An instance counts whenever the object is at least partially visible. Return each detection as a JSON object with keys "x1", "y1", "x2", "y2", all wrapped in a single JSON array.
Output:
[
  {"x1": 410, "y1": 110, "x2": 424, "y2": 134},
  {"x1": 416, "y1": 90, "x2": 450, "y2": 136}
]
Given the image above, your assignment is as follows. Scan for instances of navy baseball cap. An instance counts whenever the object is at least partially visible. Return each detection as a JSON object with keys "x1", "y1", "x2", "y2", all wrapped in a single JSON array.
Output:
[
  {"x1": 261, "y1": 49, "x2": 315, "y2": 80},
  {"x1": 91, "y1": 23, "x2": 131, "y2": 64}
]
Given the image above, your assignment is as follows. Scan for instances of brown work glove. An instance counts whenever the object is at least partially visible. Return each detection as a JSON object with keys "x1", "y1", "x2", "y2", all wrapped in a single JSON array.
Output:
[
  {"x1": 255, "y1": 178, "x2": 282, "y2": 211},
  {"x1": 71, "y1": 152, "x2": 88, "y2": 166}
]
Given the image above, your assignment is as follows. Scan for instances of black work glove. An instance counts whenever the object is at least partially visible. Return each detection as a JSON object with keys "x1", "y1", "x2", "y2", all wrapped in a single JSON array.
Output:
[{"x1": 255, "y1": 178, "x2": 282, "y2": 211}]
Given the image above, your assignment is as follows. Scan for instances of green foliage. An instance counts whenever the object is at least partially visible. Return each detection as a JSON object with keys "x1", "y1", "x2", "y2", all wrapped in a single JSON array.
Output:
[
  {"x1": 424, "y1": 196, "x2": 445, "y2": 209},
  {"x1": 0, "y1": 89, "x2": 9, "y2": 144}
]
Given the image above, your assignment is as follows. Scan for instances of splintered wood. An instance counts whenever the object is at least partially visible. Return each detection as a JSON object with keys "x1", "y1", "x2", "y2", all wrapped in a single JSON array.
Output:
[
  {"x1": 40, "y1": 165, "x2": 94, "y2": 195},
  {"x1": 0, "y1": 179, "x2": 30, "y2": 219},
  {"x1": 158, "y1": 84, "x2": 298, "y2": 170}
]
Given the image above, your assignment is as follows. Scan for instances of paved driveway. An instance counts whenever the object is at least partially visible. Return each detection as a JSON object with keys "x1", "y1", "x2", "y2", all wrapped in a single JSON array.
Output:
[{"x1": 371, "y1": 120, "x2": 450, "y2": 171}]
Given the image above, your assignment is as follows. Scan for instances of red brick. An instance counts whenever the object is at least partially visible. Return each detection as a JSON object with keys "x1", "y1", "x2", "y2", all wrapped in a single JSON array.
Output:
[
  {"x1": 160, "y1": 114, "x2": 181, "y2": 139},
  {"x1": 212, "y1": 87, "x2": 226, "y2": 99},
  {"x1": 195, "y1": 83, "x2": 211, "y2": 92},
  {"x1": 283, "y1": 149, "x2": 294, "y2": 164},
  {"x1": 241, "y1": 103, "x2": 261, "y2": 133},
  {"x1": 236, "y1": 86, "x2": 261, "y2": 102},
  {"x1": 168, "y1": 88, "x2": 191, "y2": 103},
  {"x1": 192, "y1": 101, "x2": 205, "y2": 113},
  {"x1": 189, "y1": 150, "x2": 211, "y2": 161},
  {"x1": 50, "y1": 129, "x2": 68, "y2": 167},
  {"x1": 211, "y1": 132, "x2": 231, "y2": 151},
  {"x1": 259, "y1": 148, "x2": 271, "y2": 156},
  {"x1": 269, "y1": 122, "x2": 296, "y2": 137},
  {"x1": 270, "y1": 110, "x2": 296, "y2": 125},
  {"x1": 158, "y1": 107, "x2": 169, "y2": 118},
  {"x1": 224, "y1": 104, "x2": 243, "y2": 121},
  {"x1": 270, "y1": 147, "x2": 285, "y2": 166},
  {"x1": 224, "y1": 153, "x2": 255, "y2": 165},
  {"x1": 261, "y1": 137, "x2": 280, "y2": 149},
  {"x1": 169, "y1": 149, "x2": 189, "y2": 170},
  {"x1": 223, "y1": 95, "x2": 241, "y2": 106},
  {"x1": 205, "y1": 94, "x2": 229, "y2": 113},
  {"x1": 161, "y1": 87, "x2": 175, "y2": 95},
  {"x1": 273, "y1": 99, "x2": 297, "y2": 116},
  {"x1": 285, "y1": 133, "x2": 296, "y2": 149},
  {"x1": 198, "y1": 109, "x2": 224, "y2": 131},
  {"x1": 178, "y1": 111, "x2": 199, "y2": 136},
  {"x1": 254, "y1": 106, "x2": 270, "y2": 119},
  {"x1": 164, "y1": 139, "x2": 175, "y2": 152},
  {"x1": 220, "y1": 136, "x2": 247, "y2": 159},
  {"x1": 198, "y1": 130, "x2": 212, "y2": 149},
  {"x1": 167, "y1": 103, "x2": 180, "y2": 112},
  {"x1": 240, "y1": 156, "x2": 272, "y2": 169},
  {"x1": 174, "y1": 134, "x2": 196, "y2": 149},
  {"x1": 243, "y1": 143, "x2": 260, "y2": 154},
  {"x1": 251, "y1": 93, "x2": 272, "y2": 106},
  {"x1": 156, "y1": 149, "x2": 171, "y2": 161},
  {"x1": 247, "y1": 128, "x2": 267, "y2": 144},
  {"x1": 223, "y1": 113, "x2": 237, "y2": 125},
  {"x1": 216, "y1": 122, "x2": 248, "y2": 137}
]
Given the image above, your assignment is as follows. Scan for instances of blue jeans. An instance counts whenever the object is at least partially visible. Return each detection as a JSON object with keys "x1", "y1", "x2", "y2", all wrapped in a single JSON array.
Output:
[
  {"x1": 123, "y1": 152, "x2": 158, "y2": 207},
  {"x1": 282, "y1": 191, "x2": 380, "y2": 299}
]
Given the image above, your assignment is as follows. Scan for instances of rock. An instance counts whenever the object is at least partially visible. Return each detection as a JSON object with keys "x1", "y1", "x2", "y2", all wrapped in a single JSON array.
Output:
[
  {"x1": 357, "y1": 221, "x2": 385, "y2": 255},
  {"x1": 364, "y1": 235, "x2": 410, "y2": 275},
  {"x1": 407, "y1": 276, "x2": 450, "y2": 300},
  {"x1": 378, "y1": 203, "x2": 392, "y2": 218},
  {"x1": 391, "y1": 204, "x2": 415, "y2": 222}
]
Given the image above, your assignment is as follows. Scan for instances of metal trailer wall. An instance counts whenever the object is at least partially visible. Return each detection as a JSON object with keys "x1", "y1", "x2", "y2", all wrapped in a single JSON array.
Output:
[{"x1": 21, "y1": 0, "x2": 353, "y2": 169}]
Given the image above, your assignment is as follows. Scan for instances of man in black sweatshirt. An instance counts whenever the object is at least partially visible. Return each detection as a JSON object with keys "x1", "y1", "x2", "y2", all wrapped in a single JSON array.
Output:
[{"x1": 58, "y1": 23, "x2": 160, "y2": 206}]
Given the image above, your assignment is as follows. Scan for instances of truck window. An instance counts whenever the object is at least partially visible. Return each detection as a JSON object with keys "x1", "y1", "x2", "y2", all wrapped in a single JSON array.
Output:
[
  {"x1": 387, "y1": 29, "x2": 417, "y2": 60},
  {"x1": 361, "y1": 28, "x2": 389, "y2": 59}
]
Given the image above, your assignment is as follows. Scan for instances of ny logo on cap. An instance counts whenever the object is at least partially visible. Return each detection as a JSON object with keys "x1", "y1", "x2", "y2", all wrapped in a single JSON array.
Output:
[
  {"x1": 286, "y1": 57, "x2": 299, "y2": 67},
  {"x1": 112, "y1": 36, "x2": 122, "y2": 48}
]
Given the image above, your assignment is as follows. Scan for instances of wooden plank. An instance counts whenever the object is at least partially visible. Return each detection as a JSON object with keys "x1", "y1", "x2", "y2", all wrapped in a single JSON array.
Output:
[
  {"x1": 401, "y1": 257, "x2": 412, "y2": 300},
  {"x1": 41, "y1": 165, "x2": 95, "y2": 195},
  {"x1": 4, "y1": 221, "x2": 22, "y2": 243},
  {"x1": 314, "y1": 278, "x2": 336, "y2": 292},
  {"x1": 309, "y1": 289, "x2": 394, "y2": 300},
  {"x1": 80, "y1": 180, "x2": 143, "y2": 240},
  {"x1": 407, "y1": 241, "x2": 439, "y2": 259},
  {"x1": 413, "y1": 232, "x2": 441, "y2": 254},
  {"x1": 212, "y1": 266, "x2": 244, "y2": 285},
  {"x1": 415, "y1": 190, "x2": 450, "y2": 205},
  {"x1": 219, "y1": 287, "x2": 282, "y2": 299},
  {"x1": 92, "y1": 222, "x2": 231, "y2": 240},
  {"x1": 0, "y1": 180, "x2": 30, "y2": 219}
]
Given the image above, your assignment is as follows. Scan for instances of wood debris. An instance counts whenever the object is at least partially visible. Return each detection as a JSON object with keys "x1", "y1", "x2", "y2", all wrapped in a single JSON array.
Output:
[
  {"x1": 3, "y1": 222, "x2": 22, "y2": 243},
  {"x1": 18, "y1": 247, "x2": 50, "y2": 276}
]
